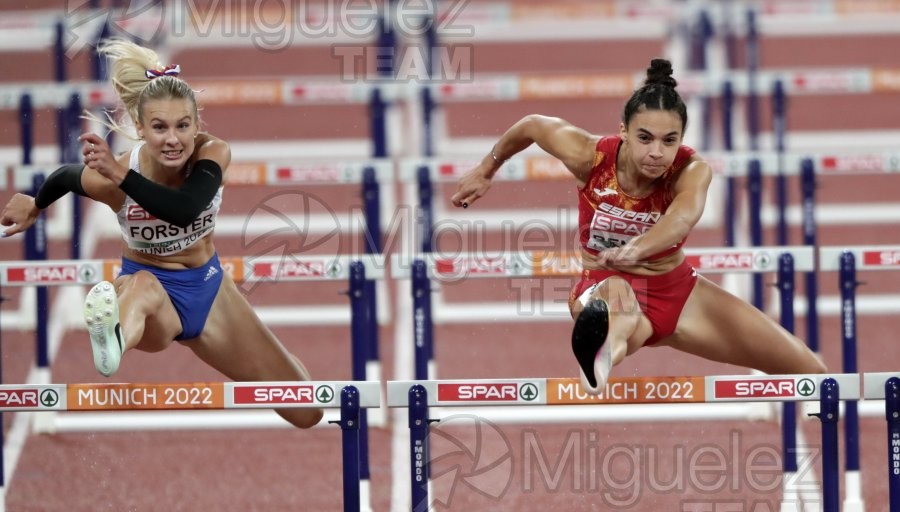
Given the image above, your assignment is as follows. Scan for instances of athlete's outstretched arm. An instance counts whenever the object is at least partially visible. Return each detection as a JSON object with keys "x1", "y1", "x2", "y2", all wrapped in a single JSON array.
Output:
[
  {"x1": 0, "y1": 164, "x2": 90, "y2": 237},
  {"x1": 451, "y1": 115, "x2": 598, "y2": 208}
]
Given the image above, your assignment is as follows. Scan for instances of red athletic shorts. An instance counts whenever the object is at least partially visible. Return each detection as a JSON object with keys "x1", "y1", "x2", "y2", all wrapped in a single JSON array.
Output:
[{"x1": 568, "y1": 259, "x2": 699, "y2": 345}]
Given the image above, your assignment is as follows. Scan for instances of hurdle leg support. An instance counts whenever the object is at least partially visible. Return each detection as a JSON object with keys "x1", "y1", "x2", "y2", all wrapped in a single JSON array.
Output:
[
  {"x1": 886, "y1": 377, "x2": 900, "y2": 512},
  {"x1": 338, "y1": 386, "x2": 361, "y2": 512},
  {"x1": 408, "y1": 384, "x2": 431, "y2": 512},
  {"x1": 817, "y1": 378, "x2": 840, "y2": 512}
]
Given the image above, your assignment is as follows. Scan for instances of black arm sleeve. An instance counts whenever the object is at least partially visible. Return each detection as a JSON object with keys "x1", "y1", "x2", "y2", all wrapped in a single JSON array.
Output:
[
  {"x1": 118, "y1": 159, "x2": 223, "y2": 228},
  {"x1": 34, "y1": 164, "x2": 87, "y2": 209}
]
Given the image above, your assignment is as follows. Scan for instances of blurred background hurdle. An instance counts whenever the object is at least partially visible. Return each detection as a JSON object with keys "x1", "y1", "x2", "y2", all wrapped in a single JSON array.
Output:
[
  {"x1": 0, "y1": 380, "x2": 380, "y2": 512},
  {"x1": 388, "y1": 374, "x2": 860, "y2": 512}
]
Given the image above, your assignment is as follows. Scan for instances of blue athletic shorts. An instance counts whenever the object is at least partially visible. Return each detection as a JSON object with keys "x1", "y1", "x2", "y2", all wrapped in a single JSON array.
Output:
[{"x1": 120, "y1": 253, "x2": 224, "y2": 341}]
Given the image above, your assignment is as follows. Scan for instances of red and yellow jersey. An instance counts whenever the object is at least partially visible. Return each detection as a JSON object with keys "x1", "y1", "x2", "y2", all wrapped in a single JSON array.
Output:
[{"x1": 577, "y1": 135, "x2": 695, "y2": 261}]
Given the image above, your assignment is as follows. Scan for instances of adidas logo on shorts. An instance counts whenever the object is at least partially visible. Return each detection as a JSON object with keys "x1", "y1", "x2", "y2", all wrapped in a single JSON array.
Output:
[{"x1": 204, "y1": 265, "x2": 219, "y2": 282}]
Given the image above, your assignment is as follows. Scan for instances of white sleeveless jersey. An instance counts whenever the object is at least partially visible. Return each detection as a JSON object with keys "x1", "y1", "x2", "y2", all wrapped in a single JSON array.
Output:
[{"x1": 116, "y1": 143, "x2": 223, "y2": 256}]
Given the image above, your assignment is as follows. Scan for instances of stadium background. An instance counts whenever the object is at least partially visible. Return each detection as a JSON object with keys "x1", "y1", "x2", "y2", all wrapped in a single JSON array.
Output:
[{"x1": 1, "y1": 1, "x2": 900, "y2": 510}]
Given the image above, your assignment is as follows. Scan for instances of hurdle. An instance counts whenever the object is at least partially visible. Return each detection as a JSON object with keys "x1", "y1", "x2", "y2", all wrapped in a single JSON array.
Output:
[
  {"x1": 820, "y1": 245, "x2": 900, "y2": 511},
  {"x1": 0, "y1": 252, "x2": 385, "y2": 422},
  {"x1": 0, "y1": 253, "x2": 384, "y2": 511},
  {"x1": 387, "y1": 374, "x2": 859, "y2": 512},
  {"x1": 393, "y1": 246, "x2": 814, "y2": 381},
  {"x1": 0, "y1": 380, "x2": 380, "y2": 512},
  {"x1": 392, "y1": 246, "x2": 820, "y2": 508},
  {"x1": 863, "y1": 372, "x2": 900, "y2": 511}
]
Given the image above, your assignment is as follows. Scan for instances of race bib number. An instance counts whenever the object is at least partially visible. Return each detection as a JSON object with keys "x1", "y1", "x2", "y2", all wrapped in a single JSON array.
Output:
[{"x1": 587, "y1": 206, "x2": 658, "y2": 251}]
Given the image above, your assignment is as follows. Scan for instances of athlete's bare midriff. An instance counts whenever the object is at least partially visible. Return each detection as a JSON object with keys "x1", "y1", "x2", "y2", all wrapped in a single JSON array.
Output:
[{"x1": 123, "y1": 235, "x2": 216, "y2": 269}]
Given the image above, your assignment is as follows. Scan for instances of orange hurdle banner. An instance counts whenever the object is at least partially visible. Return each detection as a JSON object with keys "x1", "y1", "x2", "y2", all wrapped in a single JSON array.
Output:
[
  {"x1": 0, "y1": 381, "x2": 381, "y2": 412},
  {"x1": 0, "y1": 254, "x2": 386, "y2": 286},
  {"x1": 386, "y1": 374, "x2": 860, "y2": 407}
]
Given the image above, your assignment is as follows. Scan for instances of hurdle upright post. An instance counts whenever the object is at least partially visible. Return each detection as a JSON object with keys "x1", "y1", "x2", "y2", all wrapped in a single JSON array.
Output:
[
  {"x1": 375, "y1": 7, "x2": 395, "y2": 79},
  {"x1": 818, "y1": 378, "x2": 840, "y2": 512},
  {"x1": 361, "y1": 167, "x2": 383, "y2": 402},
  {"x1": 408, "y1": 384, "x2": 430, "y2": 512},
  {"x1": 688, "y1": 10, "x2": 713, "y2": 151},
  {"x1": 421, "y1": 87, "x2": 435, "y2": 158},
  {"x1": 747, "y1": 159, "x2": 764, "y2": 309},
  {"x1": 839, "y1": 251, "x2": 864, "y2": 510},
  {"x1": 745, "y1": 8, "x2": 760, "y2": 152},
  {"x1": 777, "y1": 253, "x2": 800, "y2": 508},
  {"x1": 65, "y1": 93, "x2": 83, "y2": 260},
  {"x1": 91, "y1": 21, "x2": 111, "y2": 81},
  {"x1": 339, "y1": 386, "x2": 361, "y2": 512},
  {"x1": 886, "y1": 377, "x2": 900, "y2": 511},
  {"x1": 53, "y1": 22, "x2": 67, "y2": 171},
  {"x1": 800, "y1": 159, "x2": 819, "y2": 352},
  {"x1": 369, "y1": 89, "x2": 387, "y2": 159},
  {"x1": 19, "y1": 94, "x2": 33, "y2": 166},
  {"x1": 347, "y1": 262, "x2": 372, "y2": 505},
  {"x1": 411, "y1": 260, "x2": 432, "y2": 381},
  {"x1": 362, "y1": 168, "x2": 382, "y2": 255},
  {"x1": 25, "y1": 175, "x2": 50, "y2": 372},
  {"x1": 416, "y1": 166, "x2": 434, "y2": 254},
  {"x1": 721, "y1": 80, "x2": 736, "y2": 247},
  {"x1": 772, "y1": 79, "x2": 788, "y2": 246},
  {"x1": 423, "y1": 11, "x2": 438, "y2": 78},
  {"x1": 349, "y1": 262, "x2": 370, "y2": 383}
]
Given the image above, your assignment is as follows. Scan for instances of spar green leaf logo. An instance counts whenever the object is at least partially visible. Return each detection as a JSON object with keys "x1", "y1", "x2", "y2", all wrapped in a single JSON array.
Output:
[
  {"x1": 315, "y1": 385, "x2": 334, "y2": 404},
  {"x1": 519, "y1": 383, "x2": 538, "y2": 402},
  {"x1": 797, "y1": 378, "x2": 816, "y2": 397},
  {"x1": 40, "y1": 389, "x2": 59, "y2": 408}
]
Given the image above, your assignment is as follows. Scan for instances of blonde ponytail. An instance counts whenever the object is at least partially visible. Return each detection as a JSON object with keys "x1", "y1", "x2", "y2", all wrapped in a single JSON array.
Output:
[{"x1": 86, "y1": 38, "x2": 200, "y2": 138}]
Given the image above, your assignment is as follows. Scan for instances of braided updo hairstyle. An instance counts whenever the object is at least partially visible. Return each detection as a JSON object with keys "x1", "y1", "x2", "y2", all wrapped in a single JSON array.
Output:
[{"x1": 621, "y1": 58, "x2": 688, "y2": 131}]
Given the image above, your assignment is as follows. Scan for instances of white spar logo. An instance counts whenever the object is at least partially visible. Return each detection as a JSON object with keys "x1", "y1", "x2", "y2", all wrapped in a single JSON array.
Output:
[
  {"x1": 0, "y1": 389, "x2": 38, "y2": 407},
  {"x1": 696, "y1": 252, "x2": 772, "y2": 270},
  {"x1": 457, "y1": 384, "x2": 517, "y2": 400}
]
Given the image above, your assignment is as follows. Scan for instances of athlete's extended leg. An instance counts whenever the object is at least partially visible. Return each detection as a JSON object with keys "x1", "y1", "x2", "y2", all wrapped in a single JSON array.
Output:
[
  {"x1": 188, "y1": 276, "x2": 323, "y2": 429},
  {"x1": 115, "y1": 271, "x2": 183, "y2": 352},
  {"x1": 660, "y1": 277, "x2": 826, "y2": 374},
  {"x1": 570, "y1": 276, "x2": 654, "y2": 393},
  {"x1": 84, "y1": 271, "x2": 181, "y2": 376},
  {"x1": 83, "y1": 281, "x2": 124, "y2": 377}
]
